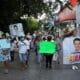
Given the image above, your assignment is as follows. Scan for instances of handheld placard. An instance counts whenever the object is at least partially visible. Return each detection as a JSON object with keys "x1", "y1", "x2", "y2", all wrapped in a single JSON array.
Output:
[{"x1": 39, "y1": 41, "x2": 56, "y2": 54}]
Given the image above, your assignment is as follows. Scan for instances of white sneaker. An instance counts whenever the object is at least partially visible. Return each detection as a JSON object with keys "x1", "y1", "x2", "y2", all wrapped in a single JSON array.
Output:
[{"x1": 72, "y1": 65, "x2": 78, "y2": 70}]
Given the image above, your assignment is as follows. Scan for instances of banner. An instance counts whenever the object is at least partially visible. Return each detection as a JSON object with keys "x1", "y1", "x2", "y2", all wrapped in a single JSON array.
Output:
[
  {"x1": 63, "y1": 37, "x2": 80, "y2": 64},
  {"x1": 39, "y1": 41, "x2": 56, "y2": 54},
  {"x1": 56, "y1": 0, "x2": 77, "y2": 23},
  {"x1": 64, "y1": 52, "x2": 80, "y2": 64},
  {"x1": 9, "y1": 23, "x2": 25, "y2": 38},
  {"x1": 70, "y1": 0, "x2": 77, "y2": 7},
  {"x1": 58, "y1": 7, "x2": 76, "y2": 23},
  {"x1": 76, "y1": 4, "x2": 80, "y2": 24},
  {"x1": 0, "y1": 39, "x2": 11, "y2": 49}
]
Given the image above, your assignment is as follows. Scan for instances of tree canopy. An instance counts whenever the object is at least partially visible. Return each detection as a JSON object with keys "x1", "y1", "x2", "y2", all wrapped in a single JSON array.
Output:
[
  {"x1": 0, "y1": 0, "x2": 49, "y2": 32},
  {"x1": 0, "y1": 0, "x2": 80, "y2": 32},
  {"x1": 0, "y1": 0, "x2": 48, "y2": 23}
]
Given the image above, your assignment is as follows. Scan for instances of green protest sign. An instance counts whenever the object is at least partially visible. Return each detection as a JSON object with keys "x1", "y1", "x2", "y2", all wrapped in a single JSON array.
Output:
[{"x1": 39, "y1": 41, "x2": 56, "y2": 54}]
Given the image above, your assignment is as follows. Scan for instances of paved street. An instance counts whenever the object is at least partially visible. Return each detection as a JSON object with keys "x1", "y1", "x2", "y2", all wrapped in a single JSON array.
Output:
[{"x1": 0, "y1": 50, "x2": 80, "y2": 80}]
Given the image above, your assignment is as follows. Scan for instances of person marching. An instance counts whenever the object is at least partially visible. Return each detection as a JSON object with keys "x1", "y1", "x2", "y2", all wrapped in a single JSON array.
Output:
[
  {"x1": 0, "y1": 34, "x2": 11, "y2": 74},
  {"x1": 18, "y1": 37, "x2": 28, "y2": 70}
]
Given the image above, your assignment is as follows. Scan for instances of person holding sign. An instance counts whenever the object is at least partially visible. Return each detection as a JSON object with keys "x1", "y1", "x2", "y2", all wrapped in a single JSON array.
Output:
[
  {"x1": 39, "y1": 35, "x2": 56, "y2": 69},
  {"x1": 35, "y1": 36, "x2": 42, "y2": 64},
  {"x1": 18, "y1": 37, "x2": 28, "y2": 70},
  {"x1": 0, "y1": 34, "x2": 11, "y2": 74}
]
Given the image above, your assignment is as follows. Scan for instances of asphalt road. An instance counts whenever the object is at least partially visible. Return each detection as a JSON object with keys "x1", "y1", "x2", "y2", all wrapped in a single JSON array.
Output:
[{"x1": 0, "y1": 50, "x2": 80, "y2": 80}]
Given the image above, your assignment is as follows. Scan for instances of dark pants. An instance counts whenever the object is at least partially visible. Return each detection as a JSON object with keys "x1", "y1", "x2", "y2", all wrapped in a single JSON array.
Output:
[
  {"x1": 10, "y1": 51, "x2": 15, "y2": 62},
  {"x1": 26, "y1": 50, "x2": 30, "y2": 65},
  {"x1": 45, "y1": 54, "x2": 53, "y2": 68},
  {"x1": 27, "y1": 49, "x2": 30, "y2": 61}
]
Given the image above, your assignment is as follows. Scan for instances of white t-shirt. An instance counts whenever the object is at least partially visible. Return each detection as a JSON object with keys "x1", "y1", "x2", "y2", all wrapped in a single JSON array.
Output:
[
  {"x1": 27, "y1": 34, "x2": 32, "y2": 40},
  {"x1": 33, "y1": 33, "x2": 36, "y2": 38},
  {"x1": 11, "y1": 42, "x2": 17, "y2": 51},
  {"x1": 24, "y1": 40, "x2": 31, "y2": 50},
  {"x1": 18, "y1": 41, "x2": 27, "y2": 54}
]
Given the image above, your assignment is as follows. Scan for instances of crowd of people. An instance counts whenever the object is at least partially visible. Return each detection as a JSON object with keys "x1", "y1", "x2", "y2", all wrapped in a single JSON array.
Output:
[{"x1": 0, "y1": 26, "x2": 80, "y2": 74}]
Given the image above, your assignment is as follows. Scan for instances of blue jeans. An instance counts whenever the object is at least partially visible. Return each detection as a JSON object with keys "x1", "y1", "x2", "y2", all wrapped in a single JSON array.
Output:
[
  {"x1": 37, "y1": 52, "x2": 42, "y2": 63},
  {"x1": 19, "y1": 53, "x2": 27, "y2": 62}
]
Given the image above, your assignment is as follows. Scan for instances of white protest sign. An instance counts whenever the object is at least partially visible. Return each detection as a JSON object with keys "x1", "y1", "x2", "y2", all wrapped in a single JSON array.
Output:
[
  {"x1": 0, "y1": 39, "x2": 11, "y2": 49},
  {"x1": 9, "y1": 23, "x2": 25, "y2": 38}
]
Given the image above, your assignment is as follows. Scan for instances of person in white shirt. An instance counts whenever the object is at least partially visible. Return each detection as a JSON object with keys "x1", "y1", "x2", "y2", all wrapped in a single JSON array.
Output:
[
  {"x1": 10, "y1": 39, "x2": 17, "y2": 62},
  {"x1": 24, "y1": 37, "x2": 31, "y2": 65},
  {"x1": 0, "y1": 34, "x2": 11, "y2": 74},
  {"x1": 18, "y1": 37, "x2": 27, "y2": 70},
  {"x1": 33, "y1": 31, "x2": 37, "y2": 39},
  {"x1": 32, "y1": 31, "x2": 37, "y2": 49},
  {"x1": 26, "y1": 33, "x2": 32, "y2": 40}
]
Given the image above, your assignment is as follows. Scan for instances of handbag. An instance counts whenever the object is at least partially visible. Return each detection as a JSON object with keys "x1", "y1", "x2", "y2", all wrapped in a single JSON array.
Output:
[{"x1": 53, "y1": 53, "x2": 58, "y2": 61}]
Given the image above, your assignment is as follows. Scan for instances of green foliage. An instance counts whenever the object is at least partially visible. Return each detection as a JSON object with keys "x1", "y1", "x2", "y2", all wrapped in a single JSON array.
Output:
[
  {"x1": 0, "y1": 0, "x2": 48, "y2": 32},
  {"x1": 21, "y1": 17, "x2": 40, "y2": 33}
]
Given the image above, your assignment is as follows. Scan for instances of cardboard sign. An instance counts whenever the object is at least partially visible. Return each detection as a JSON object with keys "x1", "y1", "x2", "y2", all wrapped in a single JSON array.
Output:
[
  {"x1": 58, "y1": 7, "x2": 76, "y2": 23},
  {"x1": 0, "y1": 39, "x2": 11, "y2": 49},
  {"x1": 39, "y1": 41, "x2": 56, "y2": 54},
  {"x1": 9, "y1": 23, "x2": 25, "y2": 38}
]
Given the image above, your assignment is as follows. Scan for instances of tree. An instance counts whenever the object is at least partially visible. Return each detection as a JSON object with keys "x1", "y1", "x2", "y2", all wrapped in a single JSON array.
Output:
[
  {"x1": 21, "y1": 17, "x2": 40, "y2": 33},
  {"x1": 0, "y1": 0, "x2": 48, "y2": 32}
]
